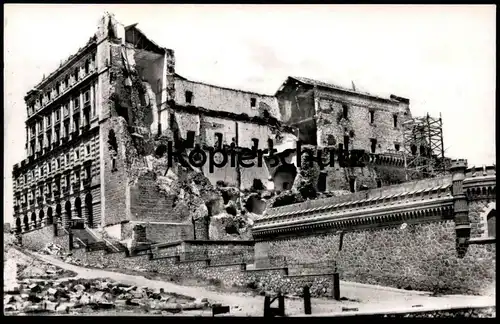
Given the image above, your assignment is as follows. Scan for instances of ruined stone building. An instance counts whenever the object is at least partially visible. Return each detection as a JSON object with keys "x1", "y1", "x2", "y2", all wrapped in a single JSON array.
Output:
[{"x1": 11, "y1": 12, "x2": 438, "y2": 243}]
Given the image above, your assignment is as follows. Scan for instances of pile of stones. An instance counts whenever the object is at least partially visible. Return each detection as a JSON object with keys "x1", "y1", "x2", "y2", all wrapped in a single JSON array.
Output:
[{"x1": 4, "y1": 278, "x2": 210, "y2": 315}]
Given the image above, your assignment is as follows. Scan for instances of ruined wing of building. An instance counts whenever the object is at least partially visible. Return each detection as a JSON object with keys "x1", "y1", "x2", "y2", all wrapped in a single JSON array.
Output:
[{"x1": 11, "y1": 12, "x2": 488, "y2": 245}]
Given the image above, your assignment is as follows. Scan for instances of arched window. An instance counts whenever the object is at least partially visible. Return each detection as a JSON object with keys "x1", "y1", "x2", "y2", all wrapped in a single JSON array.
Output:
[{"x1": 487, "y1": 209, "x2": 496, "y2": 238}]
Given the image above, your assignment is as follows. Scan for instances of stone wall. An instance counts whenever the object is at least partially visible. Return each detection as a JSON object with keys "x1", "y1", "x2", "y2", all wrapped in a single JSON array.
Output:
[
  {"x1": 174, "y1": 78, "x2": 280, "y2": 119},
  {"x1": 265, "y1": 220, "x2": 495, "y2": 295},
  {"x1": 315, "y1": 88, "x2": 411, "y2": 154},
  {"x1": 67, "y1": 242, "x2": 335, "y2": 298},
  {"x1": 468, "y1": 199, "x2": 496, "y2": 239},
  {"x1": 21, "y1": 224, "x2": 69, "y2": 252}
]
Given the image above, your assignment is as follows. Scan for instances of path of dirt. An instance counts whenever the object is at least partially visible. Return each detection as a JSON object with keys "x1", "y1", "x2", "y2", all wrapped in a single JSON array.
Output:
[{"x1": 11, "y1": 247, "x2": 494, "y2": 317}]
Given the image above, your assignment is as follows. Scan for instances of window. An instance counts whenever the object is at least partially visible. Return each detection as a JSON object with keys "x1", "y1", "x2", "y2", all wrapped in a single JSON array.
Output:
[
  {"x1": 48, "y1": 162, "x2": 52, "y2": 173},
  {"x1": 369, "y1": 110, "x2": 375, "y2": 124},
  {"x1": 56, "y1": 82, "x2": 60, "y2": 96},
  {"x1": 185, "y1": 91, "x2": 193, "y2": 104},
  {"x1": 73, "y1": 97, "x2": 80, "y2": 109},
  {"x1": 487, "y1": 209, "x2": 496, "y2": 238},
  {"x1": 214, "y1": 133, "x2": 223, "y2": 149},
  {"x1": 40, "y1": 166, "x2": 44, "y2": 176},
  {"x1": 86, "y1": 145, "x2": 91, "y2": 155},
  {"x1": 251, "y1": 138, "x2": 259, "y2": 150},
  {"x1": 75, "y1": 149, "x2": 80, "y2": 160},
  {"x1": 342, "y1": 104, "x2": 349, "y2": 119},
  {"x1": 74, "y1": 68, "x2": 79, "y2": 81},
  {"x1": 66, "y1": 153, "x2": 70, "y2": 165},
  {"x1": 47, "y1": 91, "x2": 51, "y2": 101},
  {"x1": 46, "y1": 115, "x2": 51, "y2": 127},
  {"x1": 56, "y1": 158, "x2": 61, "y2": 169},
  {"x1": 85, "y1": 60, "x2": 90, "y2": 74},
  {"x1": 327, "y1": 135, "x2": 336, "y2": 146},
  {"x1": 370, "y1": 139, "x2": 377, "y2": 153},
  {"x1": 85, "y1": 165, "x2": 92, "y2": 180},
  {"x1": 394, "y1": 143, "x2": 400, "y2": 152},
  {"x1": 83, "y1": 90, "x2": 90, "y2": 104},
  {"x1": 250, "y1": 98, "x2": 256, "y2": 108},
  {"x1": 349, "y1": 178, "x2": 356, "y2": 193},
  {"x1": 64, "y1": 75, "x2": 69, "y2": 89},
  {"x1": 393, "y1": 114, "x2": 398, "y2": 128},
  {"x1": 186, "y1": 131, "x2": 196, "y2": 148},
  {"x1": 56, "y1": 109, "x2": 61, "y2": 121}
]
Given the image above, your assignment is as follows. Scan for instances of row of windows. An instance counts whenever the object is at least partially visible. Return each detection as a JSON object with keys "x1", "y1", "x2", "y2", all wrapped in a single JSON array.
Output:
[
  {"x1": 16, "y1": 144, "x2": 93, "y2": 187},
  {"x1": 182, "y1": 90, "x2": 259, "y2": 109},
  {"x1": 15, "y1": 166, "x2": 92, "y2": 206},
  {"x1": 29, "y1": 87, "x2": 94, "y2": 138},
  {"x1": 27, "y1": 55, "x2": 96, "y2": 115},
  {"x1": 368, "y1": 110, "x2": 398, "y2": 128}
]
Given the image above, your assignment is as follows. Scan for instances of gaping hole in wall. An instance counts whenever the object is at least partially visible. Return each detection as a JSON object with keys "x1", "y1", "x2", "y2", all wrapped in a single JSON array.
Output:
[
  {"x1": 108, "y1": 130, "x2": 118, "y2": 152},
  {"x1": 376, "y1": 179, "x2": 382, "y2": 188},
  {"x1": 245, "y1": 194, "x2": 267, "y2": 215},
  {"x1": 251, "y1": 179, "x2": 265, "y2": 191},
  {"x1": 327, "y1": 135, "x2": 336, "y2": 146},
  {"x1": 395, "y1": 143, "x2": 401, "y2": 152},
  {"x1": 250, "y1": 98, "x2": 256, "y2": 108},
  {"x1": 273, "y1": 164, "x2": 297, "y2": 192},
  {"x1": 155, "y1": 144, "x2": 167, "y2": 158}
]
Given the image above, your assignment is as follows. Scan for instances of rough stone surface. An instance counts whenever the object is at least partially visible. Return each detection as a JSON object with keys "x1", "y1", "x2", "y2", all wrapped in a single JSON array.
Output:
[{"x1": 267, "y1": 220, "x2": 495, "y2": 295}]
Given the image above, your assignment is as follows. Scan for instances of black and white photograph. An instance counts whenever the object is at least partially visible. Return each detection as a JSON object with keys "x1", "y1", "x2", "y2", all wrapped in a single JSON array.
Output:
[{"x1": 3, "y1": 4, "x2": 496, "y2": 317}]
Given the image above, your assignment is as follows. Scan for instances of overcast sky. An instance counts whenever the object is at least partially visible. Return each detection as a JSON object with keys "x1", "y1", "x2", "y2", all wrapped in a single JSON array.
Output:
[{"x1": 3, "y1": 4, "x2": 496, "y2": 224}]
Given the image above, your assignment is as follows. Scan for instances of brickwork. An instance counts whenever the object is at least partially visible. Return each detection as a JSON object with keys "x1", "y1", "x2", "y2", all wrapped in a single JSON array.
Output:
[
  {"x1": 265, "y1": 220, "x2": 495, "y2": 295},
  {"x1": 130, "y1": 172, "x2": 181, "y2": 222},
  {"x1": 100, "y1": 117, "x2": 132, "y2": 226}
]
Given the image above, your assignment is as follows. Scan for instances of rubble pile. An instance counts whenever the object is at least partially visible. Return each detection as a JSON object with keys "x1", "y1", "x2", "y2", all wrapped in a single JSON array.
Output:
[
  {"x1": 40, "y1": 243, "x2": 64, "y2": 256},
  {"x1": 4, "y1": 278, "x2": 210, "y2": 315}
]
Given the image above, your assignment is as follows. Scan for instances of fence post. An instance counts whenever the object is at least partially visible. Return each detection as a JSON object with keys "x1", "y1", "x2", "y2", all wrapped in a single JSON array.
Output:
[
  {"x1": 278, "y1": 292, "x2": 285, "y2": 316},
  {"x1": 264, "y1": 295, "x2": 271, "y2": 317},
  {"x1": 303, "y1": 285, "x2": 311, "y2": 315},
  {"x1": 333, "y1": 272, "x2": 340, "y2": 301}
]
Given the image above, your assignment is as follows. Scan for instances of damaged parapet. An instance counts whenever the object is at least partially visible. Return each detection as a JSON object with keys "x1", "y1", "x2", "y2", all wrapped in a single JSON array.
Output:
[{"x1": 450, "y1": 159, "x2": 470, "y2": 257}]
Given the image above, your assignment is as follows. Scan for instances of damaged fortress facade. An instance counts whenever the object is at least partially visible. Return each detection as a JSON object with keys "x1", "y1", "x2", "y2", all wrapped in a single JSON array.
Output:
[{"x1": 12, "y1": 13, "x2": 458, "y2": 245}]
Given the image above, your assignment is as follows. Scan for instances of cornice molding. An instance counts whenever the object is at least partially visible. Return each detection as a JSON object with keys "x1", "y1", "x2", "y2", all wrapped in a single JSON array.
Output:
[{"x1": 253, "y1": 197, "x2": 454, "y2": 237}]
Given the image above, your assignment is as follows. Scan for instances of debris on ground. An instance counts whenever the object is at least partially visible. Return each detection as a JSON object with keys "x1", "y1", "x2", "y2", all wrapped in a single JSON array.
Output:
[{"x1": 3, "y1": 278, "x2": 210, "y2": 316}]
